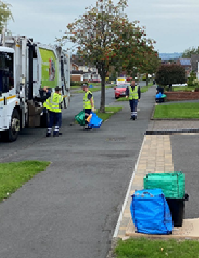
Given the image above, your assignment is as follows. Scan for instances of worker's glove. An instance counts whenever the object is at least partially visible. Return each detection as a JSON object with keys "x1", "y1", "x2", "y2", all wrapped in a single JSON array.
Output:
[
  {"x1": 126, "y1": 96, "x2": 128, "y2": 99},
  {"x1": 91, "y1": 107, "x2": 96, "y2": 112}
]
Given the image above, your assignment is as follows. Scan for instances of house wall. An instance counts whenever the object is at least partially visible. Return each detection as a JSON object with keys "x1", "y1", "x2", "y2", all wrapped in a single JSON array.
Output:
[
  {"x1": 165, "y1": 92, "x2": 199, "y2": 101},
  {"x1": 71, "y1": 74, "x2": 83, "y2": 82}
]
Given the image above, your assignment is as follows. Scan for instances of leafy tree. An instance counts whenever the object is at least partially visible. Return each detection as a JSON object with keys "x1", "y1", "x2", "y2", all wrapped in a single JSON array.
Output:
[
  {"x1": 0, "y1": 1, "x2": 13, "y2": 34},
  {"x1": 155, "y1": 64, "x2": 186, "y2": 91},
  {"x1": 58, "y1": 0, "x2": 156, "y2": 112},
  {"x1": 138, "y1": 48, "x2": 161, "y2": 86},
  {"x1": 182, "y1": 46, "x2": 199, "y2": 58}
]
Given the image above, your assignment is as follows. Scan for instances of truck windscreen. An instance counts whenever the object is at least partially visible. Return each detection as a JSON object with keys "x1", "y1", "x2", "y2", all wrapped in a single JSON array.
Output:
[{"x1": 0, "y1": 52, "x2": 14, "y2": 94}]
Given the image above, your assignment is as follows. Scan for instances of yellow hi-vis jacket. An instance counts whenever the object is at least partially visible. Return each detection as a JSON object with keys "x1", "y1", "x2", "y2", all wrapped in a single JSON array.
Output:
[
  {"x1": 128, "y1": 85, "x2": 138, "y2": 100},
  {"x1": 83, "y1": 91, "x2": 94, "y2": 109},
  {"x1": 46, "y1": 92, "x2": 63, "y2": 113}
]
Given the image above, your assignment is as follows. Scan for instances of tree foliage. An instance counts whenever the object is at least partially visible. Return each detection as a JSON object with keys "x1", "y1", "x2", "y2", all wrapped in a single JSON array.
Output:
[
  {"x1": 0, "y1": 1, "x2": 13, "y2": 34},
  {"x1": 155, "y1": 64, "x2": 186, "y2": 88},
  {"x1": 181, "y1": 46, "x2": 199, "y2": 58},
  {"x1": 58, "y1": 0, "x2": 156, "y2": 112}
]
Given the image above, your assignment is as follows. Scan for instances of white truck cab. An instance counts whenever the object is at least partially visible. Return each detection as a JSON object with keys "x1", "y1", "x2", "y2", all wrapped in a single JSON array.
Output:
[{"x1": 0, "y1": 35, "x2": 70, "y2": 142}]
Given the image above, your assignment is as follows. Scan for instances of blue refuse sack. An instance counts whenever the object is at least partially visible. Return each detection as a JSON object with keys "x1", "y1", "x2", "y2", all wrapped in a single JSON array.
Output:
[
  {"x1": 88, "y1": 112, "x2": 103, "y2": 128},
  {"x1": 130, "y1": 189, "x2": 173, "y2": 235},
  {"x1": 156, "y1": 93, "x2": 161, "y2": 98}
]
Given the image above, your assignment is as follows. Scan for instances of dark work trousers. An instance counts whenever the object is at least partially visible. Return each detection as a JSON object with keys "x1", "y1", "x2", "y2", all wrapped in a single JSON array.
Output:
[
  {"x1": 48, "y1": 111, "x2": 61, "y2": 135},
  {"x1": 59, "y1": 113, "x2": 62, "y2": 128},
  {"x1": 85, "y1": 109, "x2": 92, "y2": 126},
  {"x1": 129, "y1": 99, "x2": 138, "y2": 118}
]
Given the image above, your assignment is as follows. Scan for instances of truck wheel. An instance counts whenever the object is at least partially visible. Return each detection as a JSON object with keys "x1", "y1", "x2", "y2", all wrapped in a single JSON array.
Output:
[{"x1": 4, "y1": 109, "x2": 20, "y2": 142}]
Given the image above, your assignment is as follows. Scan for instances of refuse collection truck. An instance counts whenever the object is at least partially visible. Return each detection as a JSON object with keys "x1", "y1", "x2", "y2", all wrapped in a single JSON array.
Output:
[{"x1": 0, "y1": 33, "x2": 70, "y2": 142}]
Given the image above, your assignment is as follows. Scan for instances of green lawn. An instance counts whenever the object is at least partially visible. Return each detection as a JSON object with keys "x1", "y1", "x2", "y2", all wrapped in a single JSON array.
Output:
[
  {"x1": 154, "y1": 102, "x2": 199, "y2": 119},
  {"x1": 70, "y1": 85, "x2": 81, "y2": 89},
  {"x1": 0, "y1": 161, "x2": 50, "y2": 202},
  {"x1": 76, "y1": 85, "x2": 114, "y2": 93},
  {"x1": 96, "y1": 106, "x2": 123, "y2": 120},
  {"x1": 172, "y1": 86, "x2": 195, "y2": 92},
  {"x1": 115, "y1": 237, "x2": 199, "y2": 258},
  {"x1": 141, "y1": 83, "x2": 153, "y2": 93}
]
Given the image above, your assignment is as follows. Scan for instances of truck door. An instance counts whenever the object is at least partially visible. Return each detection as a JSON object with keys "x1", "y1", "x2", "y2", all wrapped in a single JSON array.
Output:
[{"x1": 0, "y1": 50, "x2": 15, "y2": 131}]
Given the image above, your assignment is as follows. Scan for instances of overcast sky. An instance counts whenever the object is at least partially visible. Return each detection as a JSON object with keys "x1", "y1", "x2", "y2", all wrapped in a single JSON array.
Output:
[{"x1": 5, "y1": 0, "x2": 199, "y2": 53}]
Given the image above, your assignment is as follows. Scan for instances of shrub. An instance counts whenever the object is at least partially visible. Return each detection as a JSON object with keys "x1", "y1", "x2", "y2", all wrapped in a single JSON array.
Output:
[{"x1": 187, "y1": 71, "x2": 196, "y2": 87}]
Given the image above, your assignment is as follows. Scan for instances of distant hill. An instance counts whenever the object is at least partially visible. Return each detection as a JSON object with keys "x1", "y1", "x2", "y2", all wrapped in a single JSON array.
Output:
[{"x1": 159, "y1": 53, "x2": 182, "y2": 60}]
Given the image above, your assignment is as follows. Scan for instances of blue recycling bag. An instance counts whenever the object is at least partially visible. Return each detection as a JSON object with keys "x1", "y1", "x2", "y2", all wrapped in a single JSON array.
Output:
[
  {"x1": 130, "y1": 189, "x2": 173, "y2": 235},
  {"x1": 155, "y1": 93, "x2": 161, "y2": 98},
  {"x1": 156, "y1": 93, "x2": 166, "y2": 99},
  {"x1": 88, "y1": 112, "x2": 103, "y2": 128}
]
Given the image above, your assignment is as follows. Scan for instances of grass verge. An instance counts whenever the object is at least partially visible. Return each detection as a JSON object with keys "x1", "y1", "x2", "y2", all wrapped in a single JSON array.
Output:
[
  {"x1": 114, "y1": 237, "x2": 199, "y2": 258},
  {"x1": 76, "y1": 85, "x2": 114, "y2": 93},
  {"x1": 96, "y1": 106, "x2": 123, "y2": 120},
  {"x1": 172, "y1": 86, "x2": 195, "y2": 92},
  {"x1": 70, "y1": 85, "x2": 81, "y2": 89},
  {"x1": 0, "y1": 161, "x2": 50, "y2": 202},
  {"x1": 141, "y1": 83, "x2": 153, "y2": 93},
  {"x1": 154, "y1": 102, "x2": 199, "y2": 119}
]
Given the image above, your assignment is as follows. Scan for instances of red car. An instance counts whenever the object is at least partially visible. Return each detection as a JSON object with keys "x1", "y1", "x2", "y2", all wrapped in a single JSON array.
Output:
[{"x1": 114, "y1": 83, "x2": 130, "y2": 99}]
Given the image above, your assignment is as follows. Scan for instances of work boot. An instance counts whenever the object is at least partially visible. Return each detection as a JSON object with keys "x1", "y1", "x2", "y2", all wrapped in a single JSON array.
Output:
[
  {"x1": 53, "y1": 132, "x2": 59, "y2": 137},
  {"x1": 46, "y1": 133, "x2": 51, "y2": 137},
  {"x1": 59, "y1": 133, "x2": 62, "y2": 135},
  {"x1": 132, "y1": 116, "x2": 135, "y2": 120}
]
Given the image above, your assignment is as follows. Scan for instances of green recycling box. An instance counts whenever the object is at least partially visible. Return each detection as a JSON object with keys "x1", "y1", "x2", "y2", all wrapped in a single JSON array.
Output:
[
  {"x1": 75, "y1": 110, "x2": 85, "y2": 126},
  {"x1": 143, "y1": 172, "x2": 185, "y2": 199}
]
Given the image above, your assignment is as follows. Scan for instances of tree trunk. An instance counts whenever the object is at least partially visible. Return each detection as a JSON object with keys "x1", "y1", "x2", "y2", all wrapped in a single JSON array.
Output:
[
  {"x1": 168, "y1": 84, "x2": 172, "y2": 92},
  {"x1": 146, "y1": 73, "x2": 148, "y2": 86},
  {"x1": 100, "y1": 73, "x2": 106, "y2": 113}
]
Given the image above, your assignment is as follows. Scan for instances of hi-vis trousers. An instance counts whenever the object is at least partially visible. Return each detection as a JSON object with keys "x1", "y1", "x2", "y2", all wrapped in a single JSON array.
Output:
[
  {"x1": 129, "y1": 99, "x2": 138, "y2": 118},
  {"x1": 48, "y1": 111, "x2": 62, "y2": 135}
]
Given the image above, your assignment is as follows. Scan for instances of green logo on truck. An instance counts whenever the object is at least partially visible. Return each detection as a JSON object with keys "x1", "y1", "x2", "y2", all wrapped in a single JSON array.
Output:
[{"x1": 39, "y1": 48, "x2": 58, "y2": 88}]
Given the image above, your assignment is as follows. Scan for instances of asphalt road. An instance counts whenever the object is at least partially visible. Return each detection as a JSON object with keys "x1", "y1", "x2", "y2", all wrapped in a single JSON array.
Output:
[
  {"x1": 170, "y1": 135, "x2": 199, "y2": 219},
  {"x1": 0, "y1": 88, "x2": 115, "y2": 161},
  {"x1": 0, "y1": 81, "x2": 147, "y2": 161},
  {"x1": 0, "y1": 82, "x2": 154, "y2": 258}
]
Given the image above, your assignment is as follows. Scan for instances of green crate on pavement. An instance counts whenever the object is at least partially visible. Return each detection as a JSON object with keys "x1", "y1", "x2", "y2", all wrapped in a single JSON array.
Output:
[
  {"x1": 143, "y1": 172, "x2": 185, "y2": 199},
  {"x1": 75, "y1": 110, "x2": 85, "y2": 126}
]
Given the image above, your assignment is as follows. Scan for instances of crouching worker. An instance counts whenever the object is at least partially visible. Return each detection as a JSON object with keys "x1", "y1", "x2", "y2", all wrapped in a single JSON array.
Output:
[
  {"x1": 46, "y1": 86, "x2": 63, "y2": 137},
  {"x1": 82, "y1": 84, "x2": 95, "y2": 130}
]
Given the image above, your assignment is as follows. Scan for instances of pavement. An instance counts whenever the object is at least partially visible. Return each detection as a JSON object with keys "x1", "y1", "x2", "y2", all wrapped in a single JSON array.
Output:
[
  {"x1": 0, "y1": 83, "x2": 155, "y2": 258},
  {"x1": 112, "y1": 90, "x2": 199, "y2": 243}
]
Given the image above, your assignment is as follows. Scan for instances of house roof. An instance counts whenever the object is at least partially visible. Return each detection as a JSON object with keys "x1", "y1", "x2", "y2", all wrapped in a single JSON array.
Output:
[{"x1": 179, "y1": 58, "x2": 191, "y2": 66}]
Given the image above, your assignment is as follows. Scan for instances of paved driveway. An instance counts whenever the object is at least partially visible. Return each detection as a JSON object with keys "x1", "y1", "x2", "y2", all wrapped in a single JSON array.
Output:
[{"x1": 170, "y1": 135, "x2": 199, "y2": 219}]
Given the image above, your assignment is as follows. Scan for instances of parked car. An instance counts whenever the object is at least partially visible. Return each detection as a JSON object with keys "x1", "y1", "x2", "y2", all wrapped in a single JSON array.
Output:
[{"x1": 114, "y1": 83, "x2": 130, "y2": 99}]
